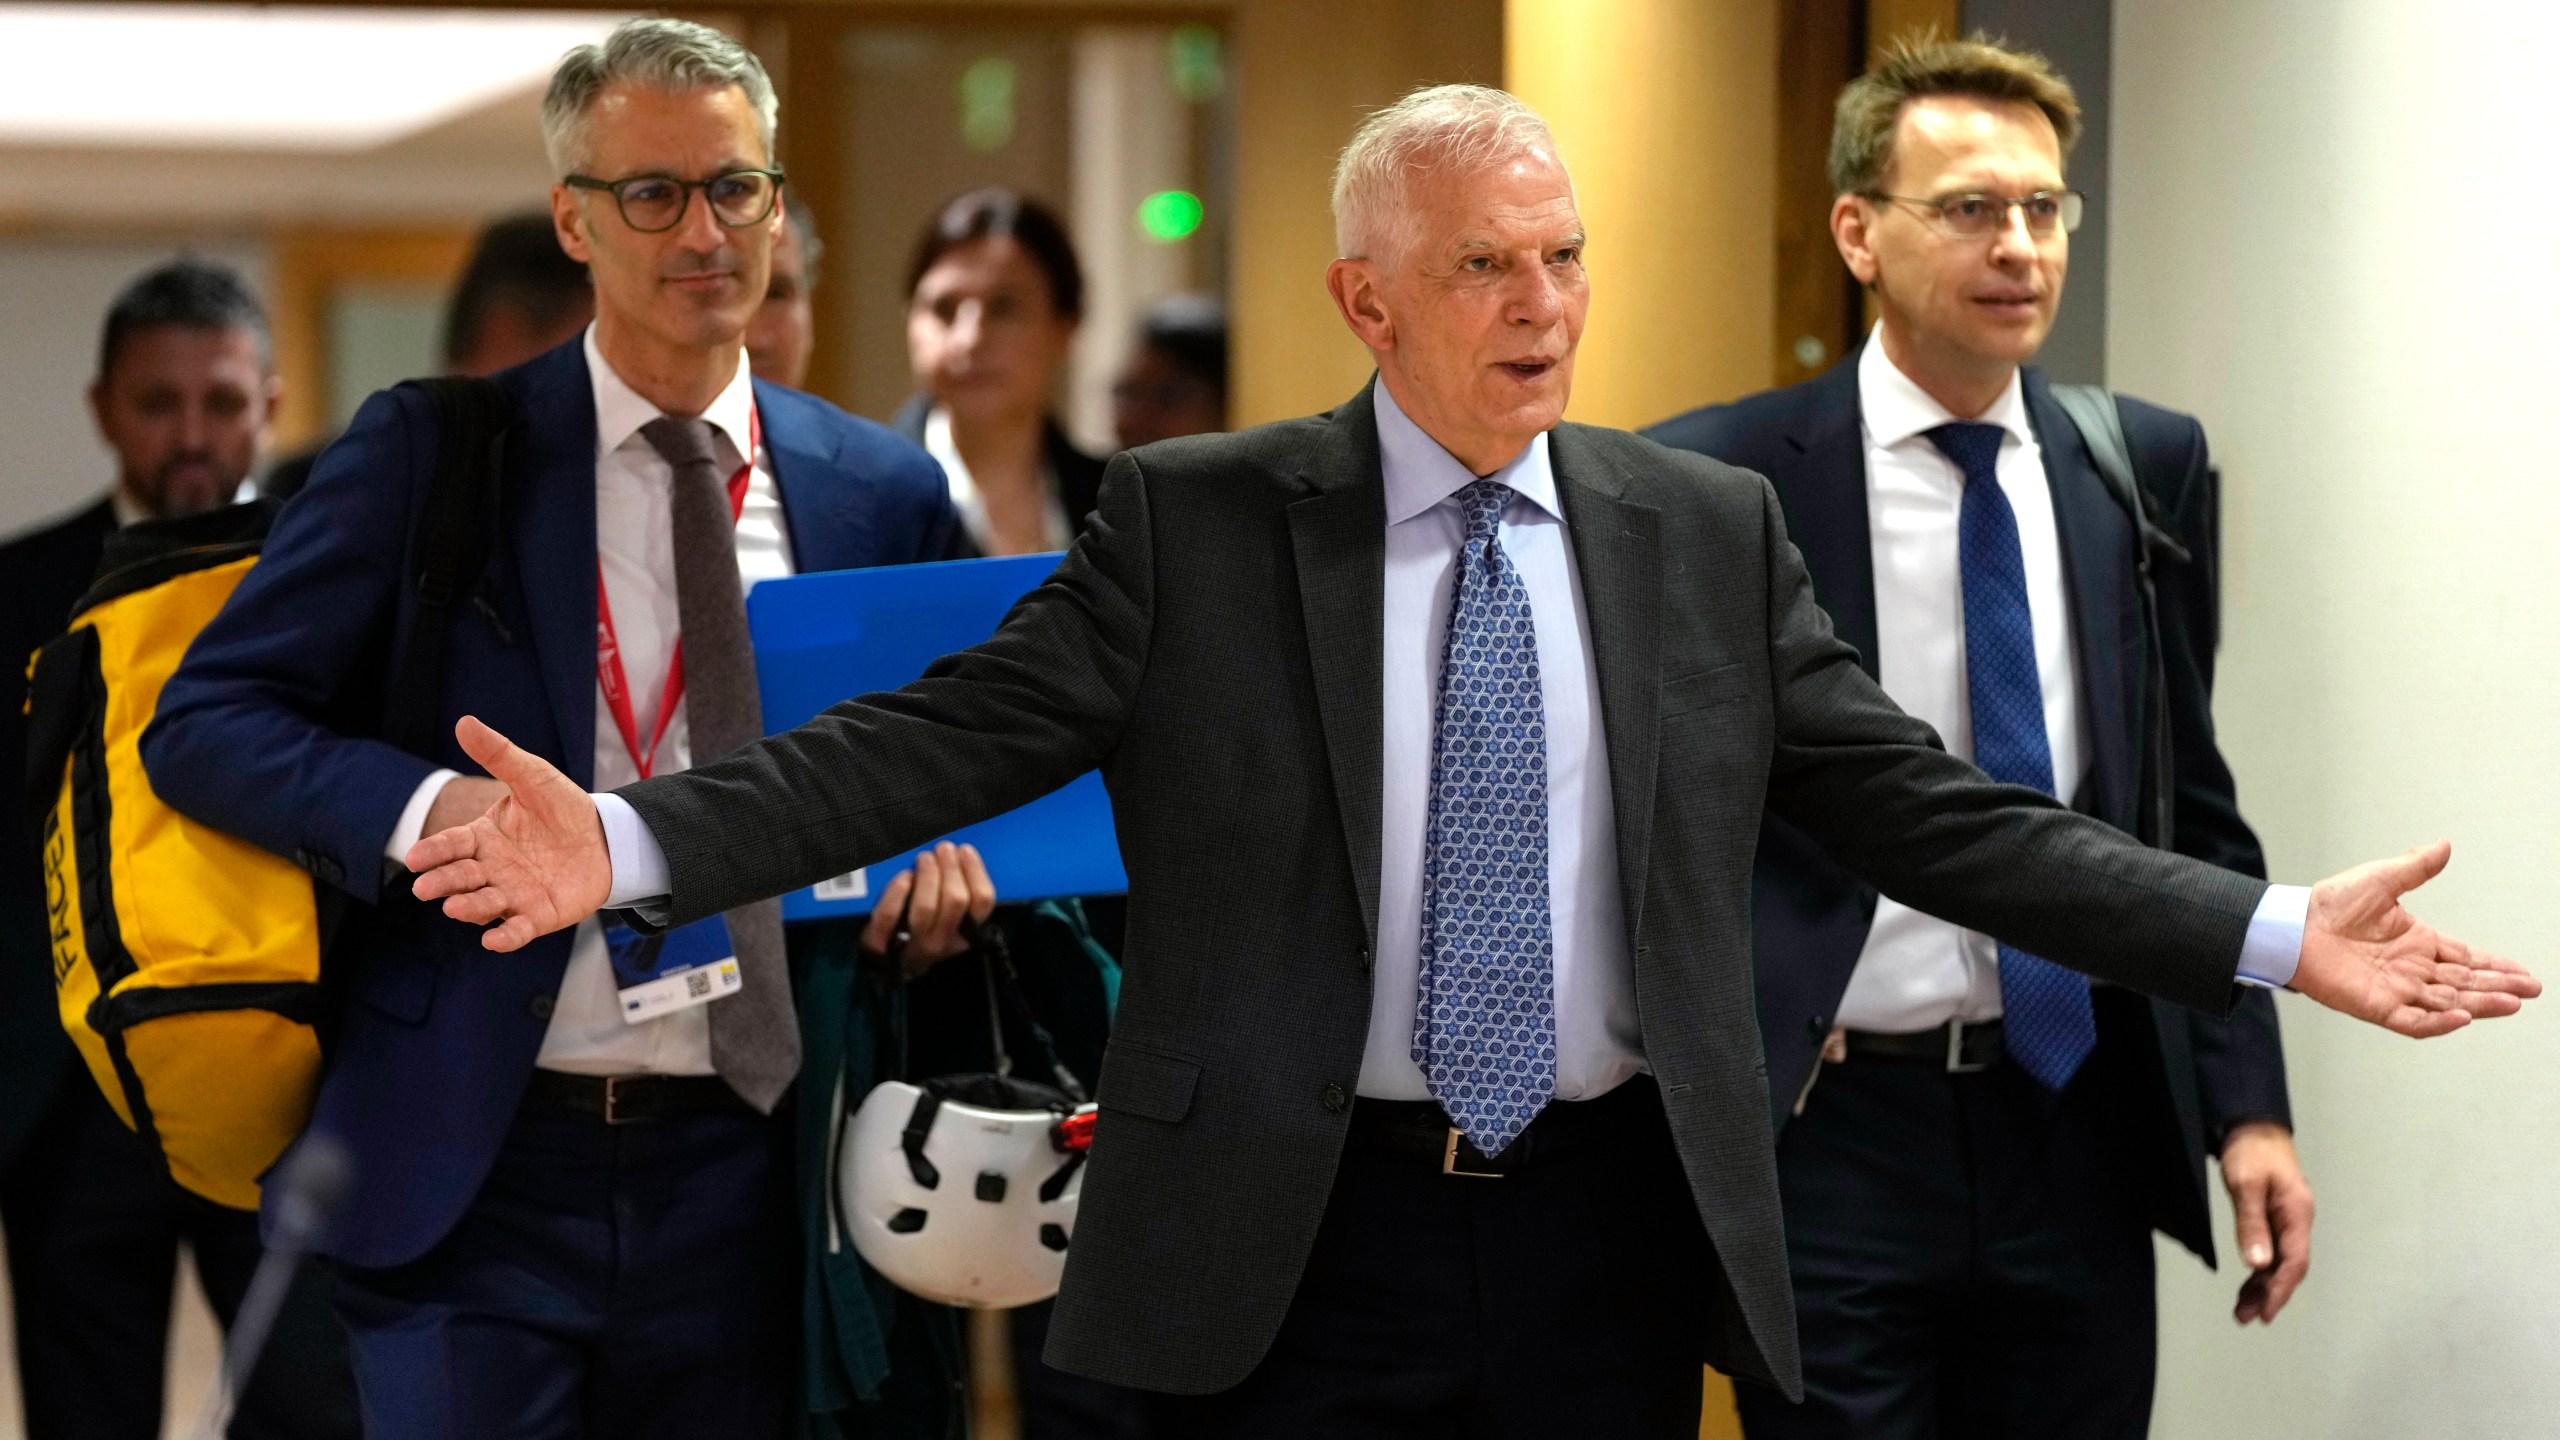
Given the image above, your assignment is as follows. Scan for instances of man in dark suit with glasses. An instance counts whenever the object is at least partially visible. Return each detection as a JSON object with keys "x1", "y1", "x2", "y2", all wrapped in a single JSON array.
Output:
[{"x1": 1651, "y1": 37, "x2": 2311, "y2": 1439}]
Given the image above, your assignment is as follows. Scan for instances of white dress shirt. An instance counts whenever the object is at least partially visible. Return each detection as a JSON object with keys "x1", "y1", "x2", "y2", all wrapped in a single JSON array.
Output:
[
  {"x1": 387, "y1": 326, "x2": 788, "y2": 1075},
  {"x1": 921, "y1": 404, "x2": 1071, "y2": 554},
  {"x1": 1838, "y1": 335, "x2": 2089, "y2": 1031},
  {"x1": 1361, "y1": 381, "x2": 1642, "y2": 1102},
  {"x1": 1840, "y1": 332, "x2": 2302, "y2": 1031}
]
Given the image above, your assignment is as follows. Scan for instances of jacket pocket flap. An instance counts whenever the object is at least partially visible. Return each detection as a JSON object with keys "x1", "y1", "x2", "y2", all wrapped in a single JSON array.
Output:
[
  {"x1": 1661, "y1": 661, "x2": 1748, "y2": 716},
  {"x1": 1099, "y1": 1039, "x2": 1200, "y2": 1123}
]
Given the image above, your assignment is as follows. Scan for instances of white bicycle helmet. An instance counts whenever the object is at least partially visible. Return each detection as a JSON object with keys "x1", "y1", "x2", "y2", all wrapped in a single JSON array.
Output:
[{"x1": 839, "y1": 1073, "x2": 1096, "y2": 1309}]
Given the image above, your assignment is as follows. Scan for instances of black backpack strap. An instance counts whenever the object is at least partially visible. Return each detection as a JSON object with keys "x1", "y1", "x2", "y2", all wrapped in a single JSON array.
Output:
[
  {"x1": 385, "y1": 376, "x2": 514, "y2": 758},
  {"x1": 2050, "y1": 383, "x2": 2181, "y2": 850},
  {"x1": 2050, "y1": 384, "x2": 2191, "y2": 569}
]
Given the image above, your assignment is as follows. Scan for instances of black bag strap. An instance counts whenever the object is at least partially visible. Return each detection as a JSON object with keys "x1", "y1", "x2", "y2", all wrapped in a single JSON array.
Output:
[
  {"x1": 2050, "y1": 384, "x2": 2191, "y2": 570},
  {"x1": 2049, "y1": 383, "x2": 2181, "y2": 850},
  {"x1": 385, "y1": 376, "x2": 514, "y2": 758}
]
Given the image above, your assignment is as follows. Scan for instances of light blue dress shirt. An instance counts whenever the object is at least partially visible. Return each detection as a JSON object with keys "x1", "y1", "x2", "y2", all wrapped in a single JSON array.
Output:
[{"x1": 1364, "y1": 381, "x2": 1643, "y2": 1102}]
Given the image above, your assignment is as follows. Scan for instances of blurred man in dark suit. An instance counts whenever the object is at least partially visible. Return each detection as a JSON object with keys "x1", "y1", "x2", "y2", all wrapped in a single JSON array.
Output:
[
  {"x1": 262, "y1": 212, "x2": 591, "y2": 503},
  {"x1": 746, "y1": 200, "x2": 819, "y2": 389},
  {"x1": 1649, "y1": 36, "x2": 2310, "y2": 1440},
  {"x1": 1111, "y1": 294, "x2": 1227, "y2": 449},
  {"x1": 1, "y1": 258, "x2": 358, "y2": 1440}
]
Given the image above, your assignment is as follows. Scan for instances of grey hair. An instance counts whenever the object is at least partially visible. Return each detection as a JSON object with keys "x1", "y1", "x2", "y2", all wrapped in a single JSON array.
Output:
[
  {"x1": 542, "y1": 18, "x2": 779, "y2": 179},
  {"x1": 1330, "y1": 84, "x2": 1563, "y2": 265}
]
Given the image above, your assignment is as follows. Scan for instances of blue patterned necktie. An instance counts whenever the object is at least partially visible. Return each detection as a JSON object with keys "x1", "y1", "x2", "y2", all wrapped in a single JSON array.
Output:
[
  {"x1": 1927, "y1": 422, "x2": 2096, "y2": 1091},
  {"x1": 1414, "y1": 478, "x2": 1558, "y2": 1156}
]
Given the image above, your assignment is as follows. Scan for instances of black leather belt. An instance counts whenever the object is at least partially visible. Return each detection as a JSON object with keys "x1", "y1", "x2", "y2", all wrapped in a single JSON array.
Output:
[
  {"x1": 1842, "y1": 1019, "x2": 2005, "y2": 1073},
  {"x1": 1344, "y1": 1075, "x2": 1659, "y2": 1178},
  {"x1": 524, "y1": 1071, "x2": 755, "y2": 1125}
]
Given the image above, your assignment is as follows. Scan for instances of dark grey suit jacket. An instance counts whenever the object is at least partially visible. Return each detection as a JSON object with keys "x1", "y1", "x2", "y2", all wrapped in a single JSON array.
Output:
[{"x1": 621, "y1": 381, "x2": 2266, "y2": 1398}]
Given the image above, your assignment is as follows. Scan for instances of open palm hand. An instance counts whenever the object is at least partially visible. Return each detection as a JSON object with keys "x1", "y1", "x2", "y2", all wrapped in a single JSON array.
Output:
[
  {"x1": 2290, "y1": 842, "x2": 2539, "y2": 1037},
  {"x1": 405, "y1": 717, "x2": 614, "y2": 952}
]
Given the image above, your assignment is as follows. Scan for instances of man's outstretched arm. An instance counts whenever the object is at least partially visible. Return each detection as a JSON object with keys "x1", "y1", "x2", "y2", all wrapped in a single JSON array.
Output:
[
  {"x1": 1746, "y1": 479, "x2": 2537, "y2": 1038},
  {"x1": 411, "y1": 449, "x2": 1159, "y2": 949}
]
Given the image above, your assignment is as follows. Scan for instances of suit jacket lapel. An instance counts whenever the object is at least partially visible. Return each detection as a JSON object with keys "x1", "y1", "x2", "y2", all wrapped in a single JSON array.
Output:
[
  {"x1": 2024, "y1": 370, "x2": 2138, "y2": 822},
  {"x1": 509, "y1": 343, "x2": 600, "y2": 790},
  {"x1": 757, "y1": 380, "x2": 841, "y2": 572},
  {"x1": 1778, "y1": 364, "x2": 1880, "y2": 677},
  {"x1": 1287, "y1": 384, "x2": 1387, "y2": 947},
  {"x1": 1549, "y1": 426, "x2": 1663, "y2": 942}
]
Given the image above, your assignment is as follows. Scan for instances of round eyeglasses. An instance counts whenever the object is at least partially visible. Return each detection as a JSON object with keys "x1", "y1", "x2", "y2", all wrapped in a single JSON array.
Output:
[
  {"x1": 1867, "y1": 189, "x2": 2084, "y2": 238},
  {"x1": 564, "y1": 169, "x2": 786, "y2": 233}
]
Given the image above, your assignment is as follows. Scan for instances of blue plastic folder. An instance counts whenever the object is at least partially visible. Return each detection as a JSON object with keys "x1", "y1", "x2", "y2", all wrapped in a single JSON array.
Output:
[{"x1": 746, "y1": 552, "x2": 1128, "y2": 920}]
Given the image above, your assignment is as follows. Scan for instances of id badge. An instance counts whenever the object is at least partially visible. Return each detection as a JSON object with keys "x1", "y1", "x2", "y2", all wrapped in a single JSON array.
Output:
[{"x1": 605, "y1": 914, "x2": 743, "y2": 1024}]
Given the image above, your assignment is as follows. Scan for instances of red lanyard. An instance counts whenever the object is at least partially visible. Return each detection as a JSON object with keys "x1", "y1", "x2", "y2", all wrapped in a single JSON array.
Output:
[{"x1": 596, "y1": 405, "x2": 759, "y2": 780}]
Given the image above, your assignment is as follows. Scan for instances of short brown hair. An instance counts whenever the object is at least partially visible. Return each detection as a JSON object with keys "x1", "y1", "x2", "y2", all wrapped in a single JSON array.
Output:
[{"x1": 1828, "y1": 34, "x2": 2081, "y2": 197}]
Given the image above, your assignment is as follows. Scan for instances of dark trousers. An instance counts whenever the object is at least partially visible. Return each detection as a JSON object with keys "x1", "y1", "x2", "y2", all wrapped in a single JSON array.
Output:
[
  {"x1": 1153, "y1": 1076, "x2": 1714, "y2": 1439},
  {"x1": 329, "y1": 1088, "x2": 793, "y2": 1440},
  {"x1": 1009, "y1": 1299, "x2": 1162, "y2": 1439},
  {"x1": 1736, "y1": 1045, "x2": 2157, "y2": 1440},
  {"x1": 0, "y1": 1065, "x2": 361, "y2": 1440}
]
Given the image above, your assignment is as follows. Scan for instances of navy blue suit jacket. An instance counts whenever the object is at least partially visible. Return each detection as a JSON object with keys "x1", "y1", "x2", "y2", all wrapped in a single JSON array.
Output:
[
  {"x1": 144, "y1": 339, "x2": 955, "y2": 1267},
  {"x1": 1645, "y1": 356, "x2": 2290, "y2": 1263}
]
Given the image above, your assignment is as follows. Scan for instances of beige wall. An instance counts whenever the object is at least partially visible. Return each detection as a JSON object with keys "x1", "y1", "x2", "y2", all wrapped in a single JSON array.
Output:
[
  {"x1": 1227, "y1": 0, "x2": 1775, "y2": 433},
  {"x1": 1227, "y1": 0, "x2": 1505, "y2": 426},
  {"x1": 1507, "y1": 0, "x2": 1775, "y2": 431},
  {"x1": 2112, "y1": 2, "x2": 2560, "y2": 1435}
]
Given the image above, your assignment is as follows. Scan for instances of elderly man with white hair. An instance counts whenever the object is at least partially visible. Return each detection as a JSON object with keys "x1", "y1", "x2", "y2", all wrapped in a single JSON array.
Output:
[{"x1": 402, "y1": 84, "x2": 2534, "y2": 1435}]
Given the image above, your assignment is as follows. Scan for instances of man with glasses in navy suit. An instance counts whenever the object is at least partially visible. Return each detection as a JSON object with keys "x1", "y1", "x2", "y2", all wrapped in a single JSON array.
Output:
[{"x1": 146, "y1": 21, "x2": 959, "y2": 1438}]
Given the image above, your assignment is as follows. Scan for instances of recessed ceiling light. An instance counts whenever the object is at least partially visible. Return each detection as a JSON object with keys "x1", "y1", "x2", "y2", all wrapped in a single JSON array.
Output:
[{"x1": 0, "y1": 5, "x2": 625, "y2": 150}]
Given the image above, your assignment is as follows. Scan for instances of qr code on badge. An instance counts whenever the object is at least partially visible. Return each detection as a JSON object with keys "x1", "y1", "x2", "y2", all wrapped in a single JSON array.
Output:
[{"x1": 686, "y1": 971, "x2": 711, "y2": 999}]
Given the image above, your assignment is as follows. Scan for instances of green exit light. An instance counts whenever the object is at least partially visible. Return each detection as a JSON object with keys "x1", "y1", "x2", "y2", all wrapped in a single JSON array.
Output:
[{"x1": 1137, "y1": 190, "x2": 1203, "y2": 241}]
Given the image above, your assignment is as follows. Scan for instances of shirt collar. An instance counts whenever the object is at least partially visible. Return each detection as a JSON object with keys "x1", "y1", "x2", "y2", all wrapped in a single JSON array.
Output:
[
  {"x1": 585, "y1": 324, "x2": 757, "y2": 463},
  {"x1": 1856, "y1": 324, "x2": 2033, "y2": 452},
  {"x1": 1374, "y1": 377, "x2": 1561, "y2": 526}
]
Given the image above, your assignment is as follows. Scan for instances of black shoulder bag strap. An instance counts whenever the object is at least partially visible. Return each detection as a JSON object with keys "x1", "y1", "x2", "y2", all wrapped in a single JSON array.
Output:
[
  {"x1": 385, "y1": 376, "x2": 515, "y2": 757},
  {"x1": 2049, "y1": 383, "x2": 2186, "y2": 851}
]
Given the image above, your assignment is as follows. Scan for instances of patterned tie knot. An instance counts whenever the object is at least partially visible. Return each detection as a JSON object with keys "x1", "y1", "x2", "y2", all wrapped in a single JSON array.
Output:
[
  {"x1": 1456, "y1": 478, "x2": 1512, "y2": 548},
  {"x1": 640, "y1": 414, "x2": 721, "y2": 473},
  {"x1": 1925, "y1": 421, "x2": 2006, "y2": 490}
]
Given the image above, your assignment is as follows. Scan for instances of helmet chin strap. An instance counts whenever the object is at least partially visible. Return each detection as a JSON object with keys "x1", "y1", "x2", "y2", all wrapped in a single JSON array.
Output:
[{"x1": 964, "y1": 916, "x2": 1089, "y2": 1103}]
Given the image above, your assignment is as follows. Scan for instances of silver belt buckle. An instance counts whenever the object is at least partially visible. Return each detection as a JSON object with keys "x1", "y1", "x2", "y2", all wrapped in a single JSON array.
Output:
[
  {"x1": 601, "y1": 1075, "x2": 641, "y2": 1125},
  {"x1": 1945, "y1": 1020, "x2": 1991, "y2": 1074},
  {"x1": 1442, "y1": 1127, "x2": 1504, "y2": 1179}
]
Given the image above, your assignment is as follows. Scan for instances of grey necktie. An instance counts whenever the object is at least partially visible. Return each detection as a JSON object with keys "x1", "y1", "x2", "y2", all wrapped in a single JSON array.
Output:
[{"x1": 641, "y1": 414, "x2": 798, "y2": 1112}]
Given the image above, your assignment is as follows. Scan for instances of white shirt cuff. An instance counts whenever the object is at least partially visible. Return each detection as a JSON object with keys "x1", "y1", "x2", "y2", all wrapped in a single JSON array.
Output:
[
  {"x1": 594, "y1": 791, "x2": 674, "y2": 910},
  {"x1": 384, "y1": 768, "x2": 461, "y2": 865},
  {"x1": 2236, "y1": 883, "x2": 2310, "y2": 989}
]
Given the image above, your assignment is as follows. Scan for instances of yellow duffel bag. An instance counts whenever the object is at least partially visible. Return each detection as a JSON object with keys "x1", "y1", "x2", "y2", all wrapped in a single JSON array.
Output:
[
  {"x1": 23, "y1": 376, "x2": 513, "y2": 1210},
  {"x1": 29, "y1": 502, "x2": 324, "y2": 1211}
]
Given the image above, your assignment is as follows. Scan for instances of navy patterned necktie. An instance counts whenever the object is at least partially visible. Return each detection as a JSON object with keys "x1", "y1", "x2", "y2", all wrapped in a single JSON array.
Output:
[
  {"x1": 1414, "y1": 477, "x2": 1557, "y2": 1156},
  {"x1": 1927, "y1": 421, "x2": 2096, "y2": 1091}
]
